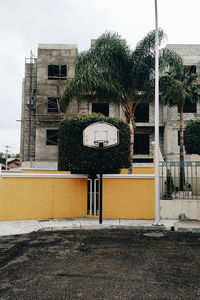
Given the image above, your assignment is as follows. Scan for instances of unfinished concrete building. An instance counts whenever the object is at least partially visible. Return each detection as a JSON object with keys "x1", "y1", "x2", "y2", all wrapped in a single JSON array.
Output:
[
  {"x1": 20, "y1": 43, "x2": 200, "y2": 169},
  {"x1": 21, "y1": 44, "x2": 78, "y2": 168}
]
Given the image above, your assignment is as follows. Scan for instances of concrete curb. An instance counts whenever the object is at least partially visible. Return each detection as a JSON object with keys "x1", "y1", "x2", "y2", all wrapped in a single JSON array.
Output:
[
  {"x1": 1, "y1": 219, "x2": 200, "y2": 237},
  {"x1": 38, "y1": 225, "x2": 168, "y2": 232},
  {"x1": 175, "y1": 227, "x2": 200, "y2": 233}
]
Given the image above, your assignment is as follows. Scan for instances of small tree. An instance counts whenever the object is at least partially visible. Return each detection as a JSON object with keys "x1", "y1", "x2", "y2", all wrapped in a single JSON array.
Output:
[
  {"x1": 164, "y1": 169, "x2": 174, "y2": 200},
  {"x1": 0, "y1": 153, "x2": 5, "y2": 164},
  {"x1": 58, "y1": 113, "x2": 130, "y2": 175},
  {"x1": 160, "y1": 66, "x2": 200, "y2": 189},
  {"x1": 184, "y1": 120, "x2": 200, "y2": 155}
]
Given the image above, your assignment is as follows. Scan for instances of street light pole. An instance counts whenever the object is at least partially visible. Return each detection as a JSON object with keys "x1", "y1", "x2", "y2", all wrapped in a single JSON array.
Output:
[{"x1": 154, "y1": 0, "x2": 161, "y2": 225}]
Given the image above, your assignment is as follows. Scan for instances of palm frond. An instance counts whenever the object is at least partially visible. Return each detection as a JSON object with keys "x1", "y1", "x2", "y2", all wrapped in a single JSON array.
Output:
[
  {"x1": 62, "y1": 31, "x2": 133, "y2": 107},
  {"x1": 159, "y1": 48, "x2": 183, "y2": 72},
  {"x1": 160, "y1": 63, "x2": 200, "y2": 107},
  {"x1": 134, "y1": 28, "x2": 166, "y2": 58}
]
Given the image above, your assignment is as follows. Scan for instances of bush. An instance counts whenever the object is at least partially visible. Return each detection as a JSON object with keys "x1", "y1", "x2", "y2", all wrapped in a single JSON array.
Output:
[
  {"x1": 58, "y1": 113, "x2": 131, "y2": 174},
  {"x1": 163, "y1": 169, "x2": 174, "y2": 200},
  {"x1": 184, "y1": 120, "x2": 200, "y2": 155}
]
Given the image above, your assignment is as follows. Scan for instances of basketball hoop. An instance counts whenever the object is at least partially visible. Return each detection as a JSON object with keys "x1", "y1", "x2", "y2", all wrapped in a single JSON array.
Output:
[
  {"x1": 94, "y1": 140, "x2": 109, "y2": 148},
  {"x1": 82, "y1": 121, "x2": 119, "y2": 225},
  {"x1": 83, "y1": 122, "x2": 119, "y2": 148}
]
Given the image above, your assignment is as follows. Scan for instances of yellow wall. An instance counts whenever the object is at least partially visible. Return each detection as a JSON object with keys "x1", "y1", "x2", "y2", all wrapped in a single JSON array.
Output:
[
  {"x1": 24, "y1": 168, "x2": 154, "y2": 174},
  {"x1": 22, "y1": 170, "x2": 70, "y2": 174},
  {"x1": 0, "y1": 177, "x2": 87, "y2": 221},
  {"x1": 103, "y1": 178, "x2": 154, "y2": 219},
  {"x1": 132, "y1": 167, "x2": 154, "y2": 174},
  {"x1": 0, "y1": 173, "x2": 155, "y2": 221},
  {"x1": 121, "y1": 168, "x2": 154, "y2": 174}
]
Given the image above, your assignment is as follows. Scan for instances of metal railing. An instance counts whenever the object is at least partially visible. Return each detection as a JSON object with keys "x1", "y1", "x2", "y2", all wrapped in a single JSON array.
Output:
[
  {"x1": 87, "y1": 178, "x2": 99, "y2": 215},
  {"x1": 160, "y1": 161, "x2": 200, "y2": 200}
]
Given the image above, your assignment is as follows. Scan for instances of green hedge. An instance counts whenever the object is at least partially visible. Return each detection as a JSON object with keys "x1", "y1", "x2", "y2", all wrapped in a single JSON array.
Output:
[
  {"x1": 184, "y1": 120, "x2": 200, "y2": 155},
  {"x1": 58, "y1": 113, "x2": 131, "y2": 174}
]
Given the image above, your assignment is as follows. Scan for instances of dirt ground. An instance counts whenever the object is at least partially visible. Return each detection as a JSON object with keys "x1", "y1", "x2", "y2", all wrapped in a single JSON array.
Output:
[{"x1": 0, "y1": 229, "x2": 200, "y2": 300}]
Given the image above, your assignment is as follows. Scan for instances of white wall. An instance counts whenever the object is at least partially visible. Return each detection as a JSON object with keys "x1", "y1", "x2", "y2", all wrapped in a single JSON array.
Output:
[{"x1": 161, "y1": 199, "x2": 200, "y2": 221}]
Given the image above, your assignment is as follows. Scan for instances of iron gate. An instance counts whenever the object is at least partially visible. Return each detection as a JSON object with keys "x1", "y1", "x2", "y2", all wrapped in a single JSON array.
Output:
[{"x1": 87, "y1": 178, "x2": 99, "y2": 215}]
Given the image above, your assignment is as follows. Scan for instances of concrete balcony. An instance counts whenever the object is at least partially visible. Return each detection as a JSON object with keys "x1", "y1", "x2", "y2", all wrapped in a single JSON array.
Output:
[
  {"x1": 36, "y1": 113, "x2": 65, "y2": 122},
  {"x1": 135, "y1": 122, "x2": 165, "y2": 127}
]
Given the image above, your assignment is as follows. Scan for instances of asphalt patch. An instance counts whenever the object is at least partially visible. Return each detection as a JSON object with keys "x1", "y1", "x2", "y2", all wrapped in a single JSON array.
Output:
[{"x1": 0, "y1": 229, "x2": 200, "y2": 299}]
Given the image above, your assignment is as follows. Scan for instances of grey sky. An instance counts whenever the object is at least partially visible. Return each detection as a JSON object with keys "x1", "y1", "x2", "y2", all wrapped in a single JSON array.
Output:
[{"x1": 0, "y1": 0, "x2": 199, "y2": 154}]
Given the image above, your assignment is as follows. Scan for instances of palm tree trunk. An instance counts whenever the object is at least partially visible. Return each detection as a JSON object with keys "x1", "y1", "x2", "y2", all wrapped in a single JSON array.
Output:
[
  {"x1": 124, "y1": 99, "x2": 138, "y2": 173},
  {"x1": 179, "y1": 104, "x2": 185, "y2": 190},
  {"x1": 129, "y1": 114, "x2": 136, "y2": 160},
  {"x1": 124, "y1": 100, "x2": 136, "y2": 173},
  {"x1": 126, "y1": 114, "x2": 136, "y2": 174},
  {"x1": 124, "y1": 99, "x2": 136, "y2": 165}
]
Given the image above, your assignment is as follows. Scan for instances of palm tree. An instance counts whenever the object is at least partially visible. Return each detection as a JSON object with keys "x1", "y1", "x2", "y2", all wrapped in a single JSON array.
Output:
[
  {"x1": 62, "y1": 30, "x2": 181, "y2": 159},
  {"x1": 160, "y1": 66, "x2": 200, "y2": 189}
]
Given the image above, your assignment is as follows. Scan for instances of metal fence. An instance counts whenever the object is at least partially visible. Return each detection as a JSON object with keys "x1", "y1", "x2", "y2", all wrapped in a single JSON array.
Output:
[
  {"x1": 160, "y1": 161, "x2": 200, "y2": 200},
  {"x1": 87, "y1": 178, "x2": 99, "y2": 215}
]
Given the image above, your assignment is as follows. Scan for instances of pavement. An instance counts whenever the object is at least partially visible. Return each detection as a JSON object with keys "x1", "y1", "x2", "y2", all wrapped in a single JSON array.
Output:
[{"x1": 1, "y1": 218, "x2": 200, "y2": 236}]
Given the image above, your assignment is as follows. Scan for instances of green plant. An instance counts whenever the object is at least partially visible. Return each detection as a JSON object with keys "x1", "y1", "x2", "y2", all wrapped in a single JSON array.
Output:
[
  {"x1": 164, "y1": 169, "x2": 174, "y2": 200},
  {"x1": 0, "y1": 152, "x2": 5, "y2": 164},
  {"x1": 184, "y1": 183, "x2": 192, "y2": 192},
  {"x1": 58, "y1": 113, "x2": 131, "y2": 175},
  {"x1": 160, "y1": 67, "x2": 200, "y2": 190},
  {"x1": 184, "y1": 120, "x2": 200, "y2": 155}
]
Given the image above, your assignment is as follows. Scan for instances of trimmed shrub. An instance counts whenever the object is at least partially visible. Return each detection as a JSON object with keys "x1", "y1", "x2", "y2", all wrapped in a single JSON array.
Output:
[
  {"x1": 58, "y1": 113, "x2": 131, "y2": 174},
  {"x1": 184, "y1": 120, "x2": 200, "y2": 155}
]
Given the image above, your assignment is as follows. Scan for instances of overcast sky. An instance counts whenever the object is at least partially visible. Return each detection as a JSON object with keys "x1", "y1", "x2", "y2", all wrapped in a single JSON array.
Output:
[{"x1": 0, "y1": 0, "x2": 199, "y2": 154}]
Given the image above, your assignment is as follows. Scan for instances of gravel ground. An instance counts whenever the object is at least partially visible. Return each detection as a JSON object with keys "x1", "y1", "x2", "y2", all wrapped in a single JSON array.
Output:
[{"x1": 0, "y1": 229, "x2": 200, "y2": 300}]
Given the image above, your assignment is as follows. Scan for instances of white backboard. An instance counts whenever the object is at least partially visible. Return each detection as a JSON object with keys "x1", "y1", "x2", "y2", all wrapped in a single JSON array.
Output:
[{"x1": 83, "y1": 122, "x2": 119, "y2": 148}]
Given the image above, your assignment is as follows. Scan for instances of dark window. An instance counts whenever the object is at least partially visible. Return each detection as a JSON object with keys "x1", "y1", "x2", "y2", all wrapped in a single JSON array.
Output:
[
  {"x1": 132, "y1": 158, "x2": 153, "y2": 163},
  {"x1": 48, "y1": 65, "x2": 59, "y2": 79},
  {"x1": 187, "y1": 65, "x2": 196, "y2": 74},
  {"x1": 46, "y1": 130, "x2": 58, "y2": 145},
  {"x1": 92, "y1": 103, "x2": 109, "y2": 116},
  {"x1": 48, "y1": 65, "x2": 67, "y2": 80},
  {"x1": 61, "y1": 65, "x2": 67, "y2": 78},
  {"x1": 47, "y1": 97, "x2": 63, "y2": 113},
  {"x1": 134, "y1": 134, "x2": 149, "y2": 154},
  {"x1": 178, "y1": 99, "x2": 197, "y2": 113},
  {"x1": 135, "y1": 103, "x2": 149, "y2": 122}
]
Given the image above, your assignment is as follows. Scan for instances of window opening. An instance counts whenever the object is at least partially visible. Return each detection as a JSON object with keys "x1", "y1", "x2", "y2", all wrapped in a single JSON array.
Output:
[
  {"x1": 132, "y1": 158, "x2": 153, "y2": 163},
  {"x1": 135, "y1": 103, "x2": 149, "y2": 122},
  {"x1": 46, "y1": 130, "x2": 59, "y2": 145},
  {"x1": 134, "y1": 134, "x2": 150, "y2": 154},
  {"x1": 178, "y1": 99, "x2": 197, "y2": 113},
  {"x1": 48, "y1": 65, "x2": 59, "y2": 79},
  {"x1": 47, "y1": 97, "x2": 63, "y2": 113},
  {"x1": 61, "y1": 65, "x2": 67, "y2": 78},
  {"x1": 187, "y1": 65, "x2": 196, "y2": 74},
  {"x1": 92, "y1": 103, "x2": 109, "y2": 116},
  {"x1": 48, "y1": 65, "x2": 67, "y2": 80}
]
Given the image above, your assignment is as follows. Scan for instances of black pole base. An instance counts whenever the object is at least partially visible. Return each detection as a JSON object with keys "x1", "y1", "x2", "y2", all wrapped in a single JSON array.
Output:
[{"x1": 99, "y1": 173, "x2": 103, "y2": 224}]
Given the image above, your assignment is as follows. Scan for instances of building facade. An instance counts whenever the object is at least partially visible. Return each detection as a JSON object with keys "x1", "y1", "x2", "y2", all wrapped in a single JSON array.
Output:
[{"x1": 20, "y1": 44, "x2": 200, "y2": 168}]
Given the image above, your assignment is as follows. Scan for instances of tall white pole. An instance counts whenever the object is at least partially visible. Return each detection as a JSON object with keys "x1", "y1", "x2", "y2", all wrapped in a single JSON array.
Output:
[{"x1": 154, "y1": 0, "x2": 161, "y2": 225}]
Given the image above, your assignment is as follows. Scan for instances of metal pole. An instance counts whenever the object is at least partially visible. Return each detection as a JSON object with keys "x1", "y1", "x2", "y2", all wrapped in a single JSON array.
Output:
[
  {"x1": 99, "y1": 173, "x2": 103, "y2": 224},
  {"x1": 154, "y1": 0, "x2": 161, "y2": 225}
]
